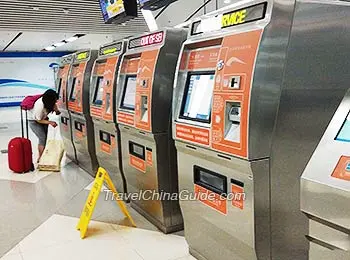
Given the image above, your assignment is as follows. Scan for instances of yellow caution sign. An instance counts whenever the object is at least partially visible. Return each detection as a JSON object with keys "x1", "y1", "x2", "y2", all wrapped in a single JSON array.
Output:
[{"x1": 77, "y1": 167, "x2": 136, "y2": 239}]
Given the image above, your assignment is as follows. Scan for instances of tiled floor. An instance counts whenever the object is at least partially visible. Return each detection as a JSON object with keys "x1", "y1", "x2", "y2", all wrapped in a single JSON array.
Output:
[{"x1": 0, "y1": 107, "x2": 195, "y2": 260}]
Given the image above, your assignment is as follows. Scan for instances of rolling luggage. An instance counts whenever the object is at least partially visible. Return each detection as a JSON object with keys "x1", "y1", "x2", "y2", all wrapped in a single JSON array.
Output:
[{"x1": 8, "y1": 108, "x2": 34, "y2": 173}]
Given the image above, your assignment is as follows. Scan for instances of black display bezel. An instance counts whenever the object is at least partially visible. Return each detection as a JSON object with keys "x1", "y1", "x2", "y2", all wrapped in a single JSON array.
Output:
[
  {"x1": 129, "y1": 141, "x2": 145, "y2": 160},
  {"x1": 69, "y1": 77, "x2": 77, "y2": 101},
  {"x1": 93, "y1": 76, "x2": 104, "y2": 106},
  {"x1": 179, "y1": 71, "x2": 215, "y2": 124}
]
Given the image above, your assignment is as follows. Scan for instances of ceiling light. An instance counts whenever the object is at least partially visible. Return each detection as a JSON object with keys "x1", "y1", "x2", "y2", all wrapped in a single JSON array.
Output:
[
  {"x1": 45, "y1": 46, "x2": 56, "y2": 51},
  {"x1": 65, "y1": 36, "x2": 78, "y2": 42},
  {"x1": 141, "y1": 9, "x2": 158, "y2": 32},
  {"x1": 224, "y1": 0, "x2": 231, "y2": 4},
  {"x1": 54, "y1": 42, "x2": 66, "y2": 47}
]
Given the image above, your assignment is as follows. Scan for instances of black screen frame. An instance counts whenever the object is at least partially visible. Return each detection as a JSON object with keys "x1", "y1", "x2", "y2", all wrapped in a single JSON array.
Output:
[
  {"x1": 93, "y1": 76, "x2": 105, "y2": 106},
  {"x1": 179, "y1": 71, "x2": 216, "y2": 124},
  {"x1": 194, "y1": 165, "x2": 228, "y2": 196},
  {"x1": 120, "y1": 74, "x2": 137, "y2": 111},
  {"x1": 69, "y1": 77, "x2": 77, "y2": 101},
  {"x1": 129, "y1": 141, "x2": 145, "y2": 160}
]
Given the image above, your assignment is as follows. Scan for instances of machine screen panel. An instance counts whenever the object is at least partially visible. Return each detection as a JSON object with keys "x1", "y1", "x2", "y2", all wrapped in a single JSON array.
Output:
[
  {"x1": 57, "y1": 78, "x2": 63, "y2": 99},
  {"x1": 93, "y1": 76, "x2": 104, "y2": 105},
  {"x1": 180, "y1": 72, "x2": 215, "y2": 123},
  {"x1": 70, "y1": 78, "x2": 77, "y2": 101},
  {"x1": 194, "y1": 166, "x2": 227, "y2": 196},
  {"x1": 100, "y1": 131, "x2": 111, "y2": 145},
  {"x1": 121, "y1": 75, "x2": 137, "y2": 110},
  {"x1": 336, "y1": 112, "x2": 350, "y2": 142}
]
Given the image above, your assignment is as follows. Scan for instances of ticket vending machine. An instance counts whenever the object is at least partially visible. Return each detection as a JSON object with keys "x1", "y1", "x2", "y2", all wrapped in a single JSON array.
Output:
[
  {"x1": 173, "y1": 0, "x2": 350, "y2": 259},
  {"x1": 57, "y1": 54, "x2": 77, "y2": 162},
  {"x1": 116, "y1": 29, "x2": 187, "y2": 233},
  {"x1": 68, "y1": 50, "x2": 99, "y2": 176},
  {"x1": 301, "y1": 90, "x2": 350, "y2": 260},
  {"x1": 90, "y1": 41, "x2": 127, "y2": 194}
]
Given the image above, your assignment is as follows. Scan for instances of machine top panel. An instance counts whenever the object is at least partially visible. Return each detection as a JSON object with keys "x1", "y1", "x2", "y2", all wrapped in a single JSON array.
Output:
[
  {"x1": 60, "y1": 54, "x2": 74, "y2": 65},
  {"x1": 99, "y1": 41, "x2": 125, "y2": 57},
  {"x1": 188, "y1": 0, "x2": 270, "y2": 40},
  {"x1": 127, "y1": 30, "x2": 166, "y2": 51},
  {"x1": 74, "y1": 50, "x2": 92, "y2": 63}
]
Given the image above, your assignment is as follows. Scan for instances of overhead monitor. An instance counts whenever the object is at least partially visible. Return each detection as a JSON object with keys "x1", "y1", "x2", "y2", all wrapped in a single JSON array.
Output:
[
  {"x1": 180, "y1": 72, "x2": 215, "y2": 123},
  {"x1": 93, "y1": 76, "x2": 104, "y2": 105},
  {"x1": 99, "y1": 0, "x2": 138, "y2": 24},
  {"x1": 70, "y1": 77, "x2": 77, "y2": 101},
  {"x1": 139, "y1": 0, "x2": 178, "y2": 10},
  {"x1": 121, "y1": 75, "x2": 137, "y2": 110},
  {"x1": 335, "y1": 112, "x2": 350, "y2": 142}
]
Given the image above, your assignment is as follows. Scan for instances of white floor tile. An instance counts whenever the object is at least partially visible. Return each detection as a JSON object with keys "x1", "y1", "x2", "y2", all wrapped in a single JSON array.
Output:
[
  {"x1": 84, "y1": 181, "x2": 109, "y2": 192},
  {"x1": 176, "y1": 256, "x2": 197, "y2": 260},
  {"x1": 2, "y1": 245, "x2": 20, "y2": 257},
  {"x1": 0, "y1": 253, "x2": 23, "y2": 260},
  {"x1": 0, "y1": 168, "x2": 54, "y2": 184},
  {"x1": 4, "y1": 214, "x2": 191, "y2": 260}
]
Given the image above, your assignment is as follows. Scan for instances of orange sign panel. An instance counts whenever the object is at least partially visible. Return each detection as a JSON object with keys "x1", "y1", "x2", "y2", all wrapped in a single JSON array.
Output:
[
  {"x1": 146, "y1": 150, "x2": 153, "y2": 167},
  {"x1": 121, "y1": 57, "x2": 141, "y2": 74},
  {"x1": 117, "y1": 112, "x2": 135, "y2": 126},
  {"x1": 194, "y1": 185, "x2": 227, "y2": 215},
  {"x1": 102, "y1": 56, "x2": 118, "y2": 121},
  {"x1": 129, "y1": 155, "x2": 146, "y2": 173},
  {"x1": 135, "y1": 49, "x2": 159, "y2": 132},
  {"x1": 187, "y1": 47, "x2": 220, "y2": 70},
  {"x1": 57, "y1": 64, "x2": 70, "y2": 110},
  {"x1": 68, "y1": 62, "x2": 87, "y2": 114},
  {"x1": 211, "y1": 29, "x2": 263, "y2": 159},
  {"x1": 101, "y1": 142, "x2": 112, "y2": 154},
  {"x1": 231, "y1": 184, "x2": 244, "y2": 210},
  {"x1": 332, "y1": 156, "x2": 350, "y2": 181},
  {"x1": 176, "y1": 124, "x2": 210, "y2": 146}
]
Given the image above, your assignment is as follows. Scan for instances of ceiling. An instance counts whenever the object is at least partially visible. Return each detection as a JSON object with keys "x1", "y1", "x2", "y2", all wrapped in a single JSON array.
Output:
[
  {"x1": 0, "y1": 0, "x2": 148, "y2": 34},
  {"x1": 0, "y1": 0, "x2": 237, "y2": 52}
]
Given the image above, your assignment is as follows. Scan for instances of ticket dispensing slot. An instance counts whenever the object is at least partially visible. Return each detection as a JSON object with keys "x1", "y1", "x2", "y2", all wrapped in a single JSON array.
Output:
[
  {"x1": 129, "y1": 141, "x2": 145, "y2": 160},
  {"x1": 75, "y1": 121, "x2": 84, "y2": 133},
  {"x1": 225, "y1": 102, "x2": 241, "y2": 142},
  {"x1": 61, "y1": 116, "x2": 68, "y2": 126},
  {"x1": 141, "y1": 96, "x2": 148, "y2": 122},
  {"x1": 194, "y1": 166, "x2": 228, "y2": 196},
  {"x1": 100, "y1": 130, "x2": 111, "y2": 145},
  {"x1": 57, "y1": 78, "x2": 63, "y2": 100}
]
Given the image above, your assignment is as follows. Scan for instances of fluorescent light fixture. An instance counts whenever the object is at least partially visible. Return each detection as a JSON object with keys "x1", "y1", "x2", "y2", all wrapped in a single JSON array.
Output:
[
  {"x1": 45, "y1": 46, "x2": 56, "y2": 51},
  {"x1": 54, "y1": 42, "x2": 66, "y2": 47},
  {"x1": 224, "y1": 0, "x2": 231, "y2": 4},
  {"x1": 141, "y1": 9, "x2": 158, "y2": 32},
  {"x1": 65, "y1": 36, "x2": 78, "y2": 42}
]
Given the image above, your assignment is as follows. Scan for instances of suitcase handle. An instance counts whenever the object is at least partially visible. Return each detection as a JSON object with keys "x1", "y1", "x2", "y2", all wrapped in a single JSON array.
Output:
[{"x1": 20, "y1": 107, "x2": 29, "y2": 139}]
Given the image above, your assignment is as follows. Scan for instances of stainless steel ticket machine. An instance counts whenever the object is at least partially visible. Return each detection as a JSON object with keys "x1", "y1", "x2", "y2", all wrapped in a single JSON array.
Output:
[
  {"x1": 57, "y1": 54, "x2": 77, "y2": 163},
  {"x1": 68, "y1": 50, "x2": 99, "y2": 176},
  {"x1": 116, "y1": 29, "x2": 187, "y2": 233},
  {"x1": 90, "y1": 41, "x2": 127, "y2": 194},
  {"x1": 301, "y1": 90, "x2": 350, "y2": 260},
  {"x1": 172, "y1": 0, "x2": 350, "y2": 259}
]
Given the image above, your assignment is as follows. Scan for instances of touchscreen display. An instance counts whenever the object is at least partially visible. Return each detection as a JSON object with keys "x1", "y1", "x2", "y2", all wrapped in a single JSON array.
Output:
[
  {"x1": 181, "y1": 73, "x2": 215, "y2": 123},
  {"x1": 93, "y1": 76, "x2": 104, "y2": 105},
  {"x1": 121, "y1": 76, "x2": 137, "y2": 110},
  {"x1": 70, "y1": 78, "x2": 77, "y2": 101},
  {"x1": 336, "y1": 112, "x2": 350, "y2": 142}
]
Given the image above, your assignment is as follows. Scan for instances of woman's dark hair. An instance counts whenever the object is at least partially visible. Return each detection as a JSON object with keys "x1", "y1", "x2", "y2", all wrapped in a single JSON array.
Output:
[{"x1": 42, "y1": 89, "x2": 59, "y2": 113}]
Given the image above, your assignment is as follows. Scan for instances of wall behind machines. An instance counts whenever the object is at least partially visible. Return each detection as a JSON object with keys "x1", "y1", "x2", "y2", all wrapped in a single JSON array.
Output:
[{"x1": 0, "y1": 52, "x2": 69, "y2": 107}]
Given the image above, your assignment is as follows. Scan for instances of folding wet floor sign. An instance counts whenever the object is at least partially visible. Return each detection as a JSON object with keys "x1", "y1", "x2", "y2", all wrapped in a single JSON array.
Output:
[{"x1": 77, "y1": 167, "x2": 136, "y2": 239}]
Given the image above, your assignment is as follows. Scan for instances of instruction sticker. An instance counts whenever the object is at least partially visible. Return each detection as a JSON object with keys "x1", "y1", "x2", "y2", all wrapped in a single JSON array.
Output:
[
  {"x1": 176, "y1": 124, "x2": 210, "y2": 146},
  {"x1": 194, "y1": 184, "x2": 227, "y2": 215},
  {"x1": 129, "y1": 155, "x2": 146, "y2": 173}
]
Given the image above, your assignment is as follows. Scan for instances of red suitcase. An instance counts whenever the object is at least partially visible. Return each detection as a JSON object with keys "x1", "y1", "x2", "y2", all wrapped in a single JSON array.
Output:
[{"x1": 8, "y1": 108, "x2": 34, "y2": 173}]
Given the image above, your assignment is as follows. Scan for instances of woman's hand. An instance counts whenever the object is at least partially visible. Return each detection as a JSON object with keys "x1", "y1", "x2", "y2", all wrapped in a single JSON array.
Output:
[{"x1": 49, "y1": 121, "x2": 58, "y2": 128}]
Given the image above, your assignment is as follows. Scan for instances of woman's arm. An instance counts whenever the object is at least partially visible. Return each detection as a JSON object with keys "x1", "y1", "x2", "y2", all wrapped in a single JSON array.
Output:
[{"x1": 36, "y1": 120, "x2": 57, "y2": 128}]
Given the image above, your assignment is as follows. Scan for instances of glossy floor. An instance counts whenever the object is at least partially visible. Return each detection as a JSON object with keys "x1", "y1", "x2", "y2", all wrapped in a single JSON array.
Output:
[{"x1": 0, "y1": 107, "x2": 195, "y2": 260}]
